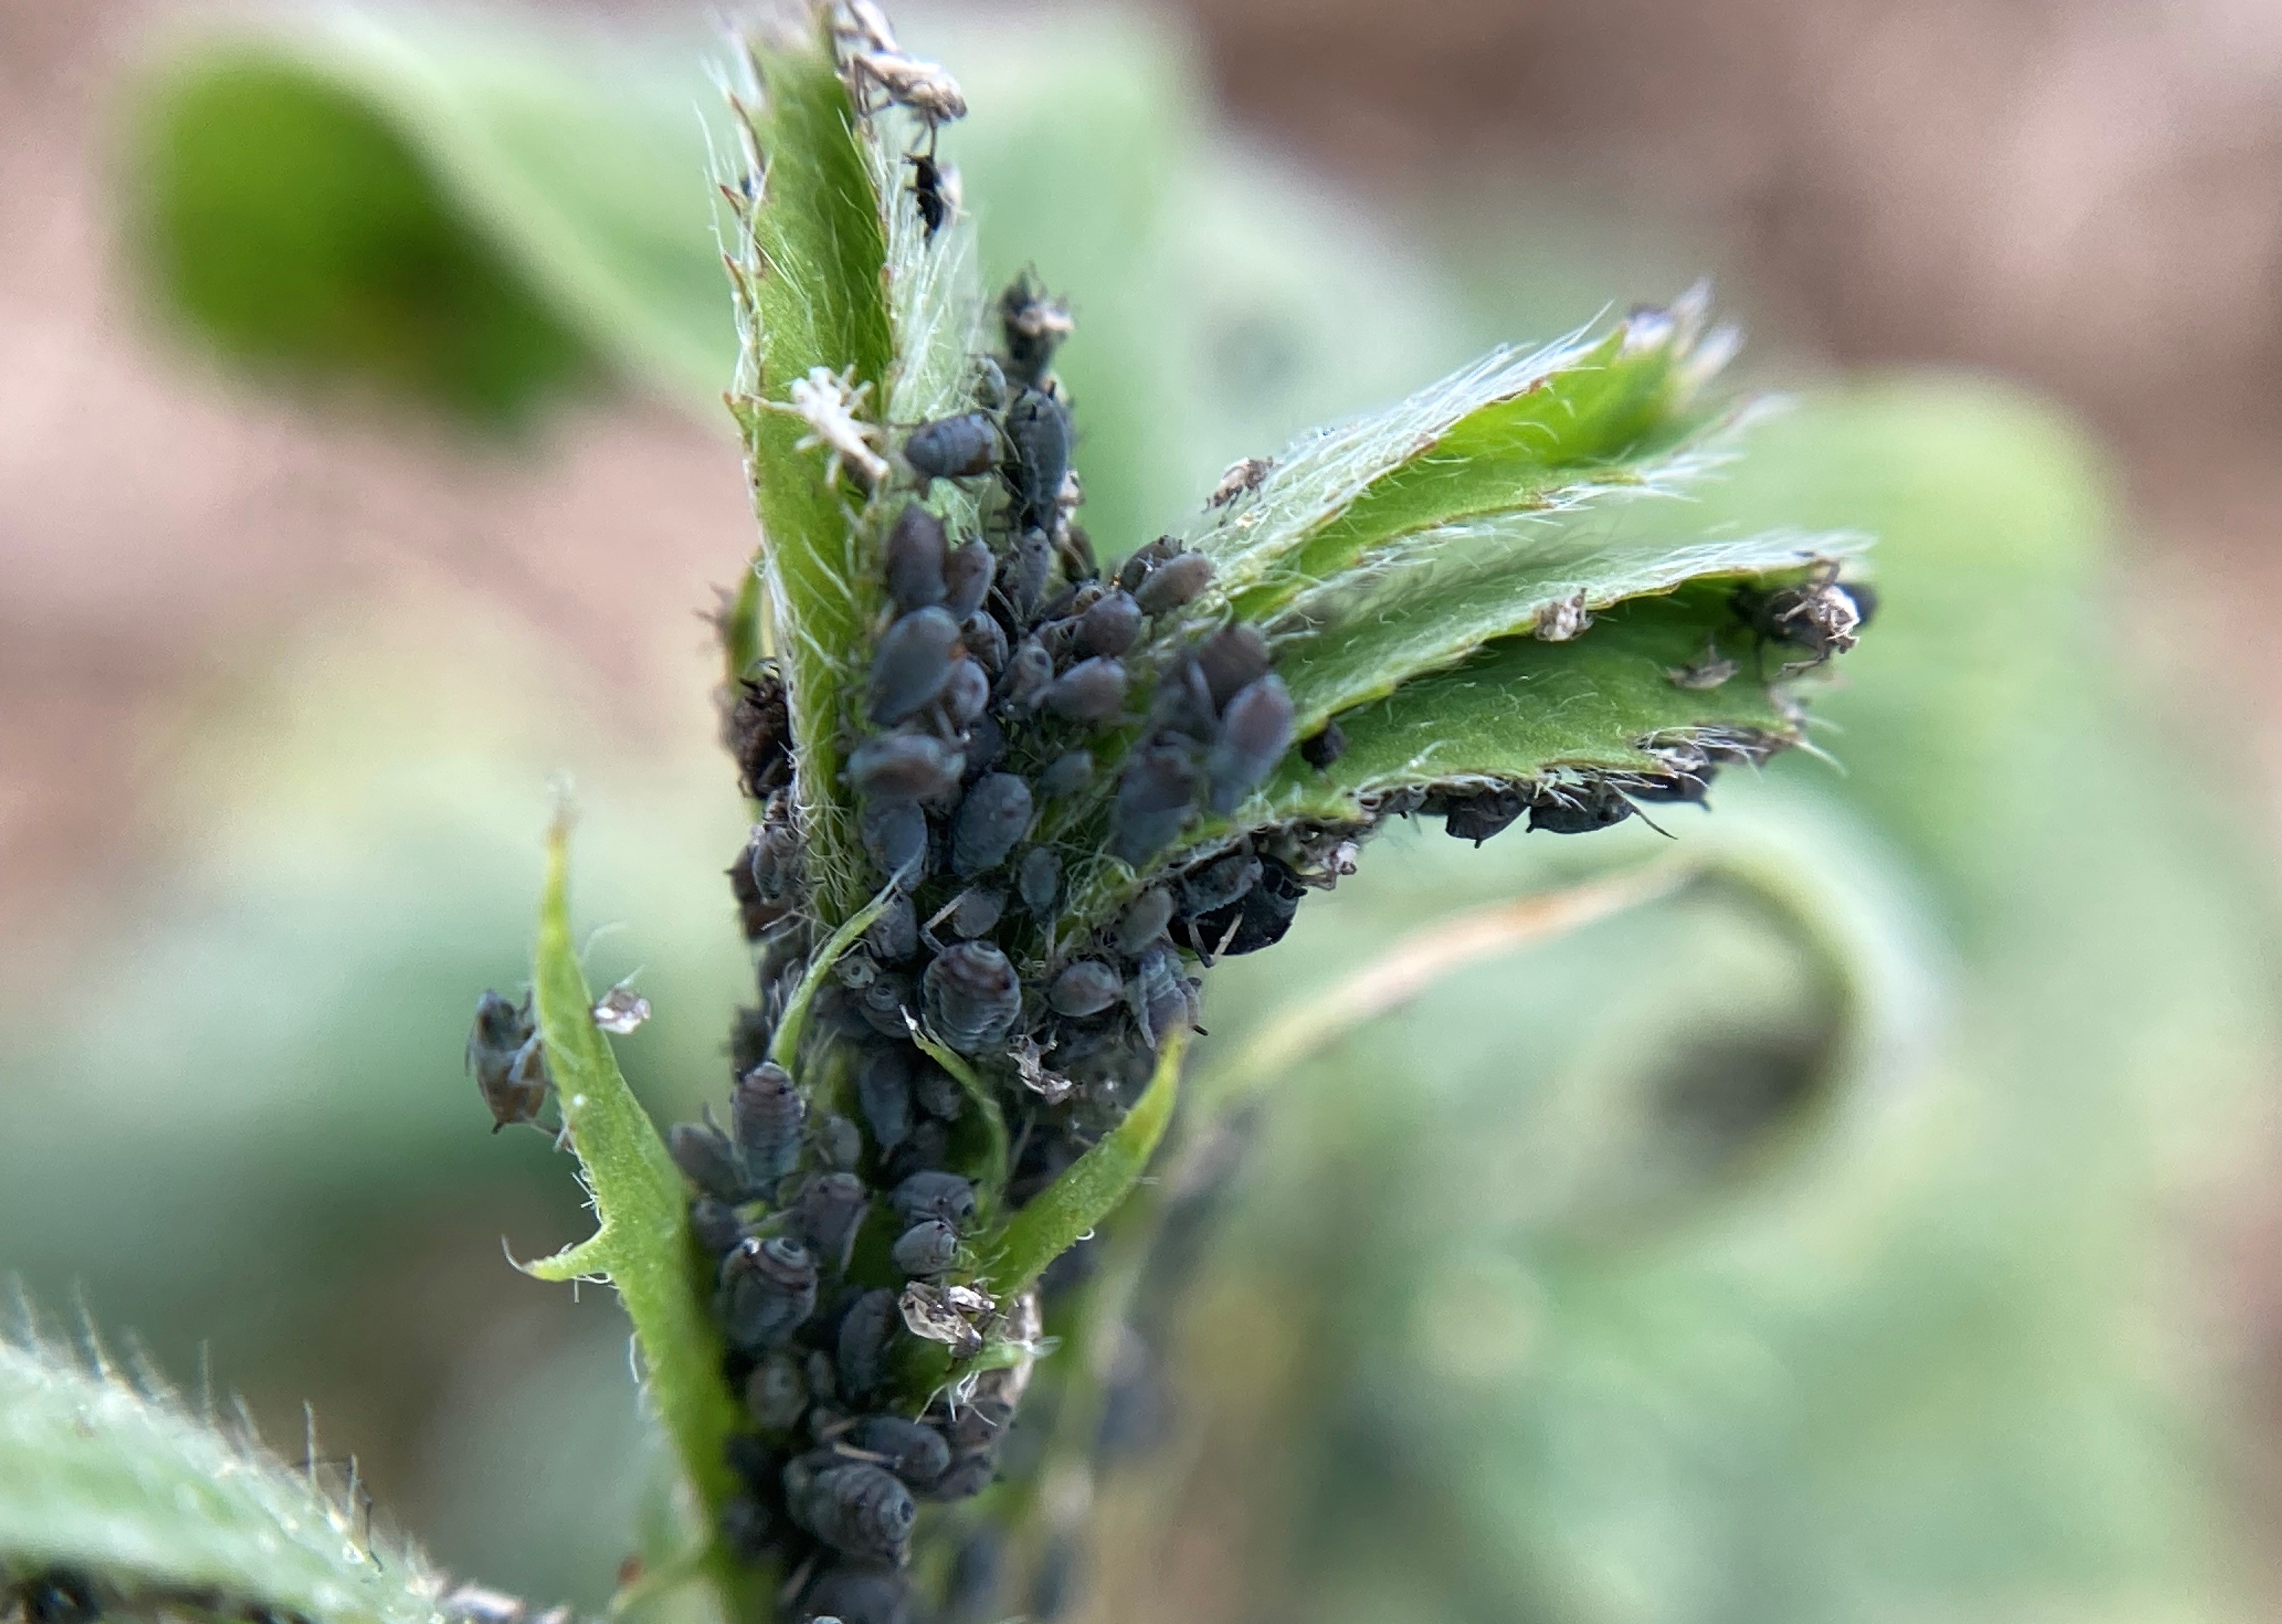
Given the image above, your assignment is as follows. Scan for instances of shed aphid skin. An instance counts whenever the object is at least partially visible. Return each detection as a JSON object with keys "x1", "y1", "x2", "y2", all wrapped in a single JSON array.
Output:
[
  {"x1": 1205, "y1": 455, "x2": 1272, "y2": 509},
  {"x1": 1735, "y1": 558, "x2": 1873, "y2": 673},
  {"x1": 467, "y1": 991, "x2": 549, "y2": 1132},
  {"x1": 1533, "y1": 589, "x2": 1594, "y2": 641},
  {"x1": 769, "y1": 364, "x2": 890, "y2": 489}
]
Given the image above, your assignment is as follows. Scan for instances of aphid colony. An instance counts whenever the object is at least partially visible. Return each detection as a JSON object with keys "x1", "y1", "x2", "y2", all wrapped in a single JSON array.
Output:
[{"x1": 0, "y1": 1566, "x2": 313, "y2": 1624}]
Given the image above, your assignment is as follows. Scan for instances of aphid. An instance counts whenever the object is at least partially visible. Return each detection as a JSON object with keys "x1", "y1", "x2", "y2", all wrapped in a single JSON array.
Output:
[
  {"x1": 1115, "y1": 888, "x2": 1176, "y2": 954},
  {"x1": 1175, "y1": 855, "x2": 1303, "y2": 956},
  {"x1": 669, "y1": 1118, "x2": 744, "y2": 1202},
  {"x1": 1017, "y1": 846, "x2": 1061, "y2": 912},
  {"x1": 889, "y1": 1169, "x2": 979, "y2": 1230},
  {"x1": 904, "y1": 411, "x2": 997, "y2": 483},
  {"x1": 789, "y1": 1170, "x2": 871, "y2": 1271},
  {"x1": 960, "y1": 610, "x2": 1007, "y2": 674},
  {"x1": 1440, "y1": 786, "x2": 1526, "y2": 845},
  {"x1": 858, "y1": 1047, "x2": 914, "y2": 1148},
  {"x1": 720, "y1": 1494, "x2": 773, "y2": 1562},
  {"x1": 732, "y1": 1061, "x2": 806, "y2": 1184},
  {"x1": 849, "y1": 734, "x2": 964, "y2": 803},
  {"x1": 1666, "y1": 638, "x2": 1738, "y2": 690},
  {"x1": 1048, "y1": 960, "x2": 1122, "y2": 1018},
  {"x1": 1533, "y1": 589, "x2": 1593, "y2": 641},
  {"x1": 856, "y1": 971, "x2": 917, "y2": 1039},
  {"x1": 766, "y1": 364, "x2": 890, "y2": 488},
  {"x1": 1735, "y1": 564, "x2": 1867, "y2": 669},
  {"x1": 922, "y1": 940, "x2": 1022, "y2": 1052},
  {"x1": 1115, "y1": 535, "x2": 1180, "y2": 593},
  {"x1": 943, "y1": 539, "x2": 995, "y2": 620},
  {"x1": 690, "y1": 1197, "x2": 746, "y2": 1256},
  {"x1": 869, "y1": 890, "x2": 920, "y2": 961},
  {"x1": 1041, "y1": 656, "x2": 1128, "y2": 723},
  {"x1": 1193, "y1": 624, "x2": 1270, "y2": 710},
  {"x1": 746, "y1": 1352, "x2": 808, "y2": 1431},
  {"x1": 892, "y1": 1218, "x2": 960, "y2": 1276},
  {"x1": 1206, "y1": 455, "x2": 1272, "y2": 508},
  {"x1": 1039, "y1": 750, "x2": 1093, "y2": 799},
  {"x1": 467, "y1": 991, "x2": 549, "y2": 1132},
  {"x1": 797, "y1": 1561, "x2": 910, "y2": 1624},
  {"x1": 911, "y1": 1058, "x2": 966, "y2": 1119},
  {"x1": 1007, "y1": 527, "x2": 1054, "y2": 616},
  {"x1": 947, "y1": 886, "x2": 1005, "y2": 938},
  {"x1": 940, "y1": 656, "x2": 991, "y2": 727},
  {"x1": 851, "y1": 1415, "x2": 952, "y2": 1489},
  {"x1": 813, "y1": 1111, "x2": 864, "y2": 1171},
  {"x1": 744, "y1": 819, "x2": 803, "y2": 901},
  {"x1": 1077, "y1": 588, "x2": 1142, "y2": 656},
  {"x1": 718, "y1": 1235, "x2": 819, "y2": 1351},
  {"x1": 1002, "y1": 388, "x2": 1071, "y2": 533},
  {"x1": 959, "y1": 711, "x2": 1007, "y2": 782},
  {"x1": 1181, "y1": 851, "x2": 1261, "y2": 917},
  {"x1": 1110, "y1": 746, "x2": 1201, "y2": 865},
  {"x1": 787, "y1": 1457, "x2": 918, "y2": 1564},
  {"x1": 883, "y1": 502, "x2": 948, "y2": 613},
  {"x1": 1132, "y1": 551, "x2": 1214, "y2": 615},
  {"x1": 836, "y1": 1286, "x2": 900, "y2": 1400},
  {"x1": 951, "y1": 773, "x2": 1033, "y2": 874},
  {"x1": 724, "y1": 669, "x2": 791, "y2": 796},
  {"x1": 995, "y1": 637, "x2": 1052, "y2": 710},
  {"x1": 860, "y1": 798, "x2": 930, "y2": 881},
  {"x1": 999, "y1": 272, "x2": 1075, "y2": 387},
  {"x1": 908, "y1": 150, "x2": 959, "y2": 238},
  {"x1": 899, "y1": 1280, "x2": 990, "y2": 1358},
  {"x1": 897, "y1": 1117, "x2": 953, "y2": 1174},
  {"x1": 1606, "y1": 765, "x2": 1713, "y2": 805},
  {"x1": 926, "y1": 1452, "x2": 996, "y2": 1501},
  {"x1": 592, "y1": 984, "x2": 652, "y2": 1035},
  {"x1": 1299, "y1": 720, "x2": 1346, "y2": 769},
  {"x1": 848, "y1": 47, "x2": 968, "y2": 125},
  {"x1": 1205, "y1": 674, "x2": 1295, "y2": 813},
  {"x1": 1526, "y1": 778, "x2": 1636, "y2": 834},
  {"x1": 869, "y1": 605, "x2": 963, "y2": 724},
  {"x1": 1129, "y1": 942, "x2": 1200, "y2": 1048}
]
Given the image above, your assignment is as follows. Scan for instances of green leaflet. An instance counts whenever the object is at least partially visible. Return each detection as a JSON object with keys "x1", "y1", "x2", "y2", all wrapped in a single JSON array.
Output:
[
  {"x1": 0, "y1": 1338, "x2": 441, "y2": 1624},
  {"x1": 1261, "y1": 589, "x2": 1805, "y2": 821},
  {"x1": 519, "y1": 816, "x2": 757, "y2": 1622}
]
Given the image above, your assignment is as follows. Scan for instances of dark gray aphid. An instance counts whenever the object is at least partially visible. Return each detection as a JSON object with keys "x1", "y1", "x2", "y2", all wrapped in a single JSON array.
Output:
[
  {"x1": 813, "y1": 1111, "x2": 864, "y2": 1171},
  {"x1": 1042, "y1": 656, "x2": 1128, "y2": 723},
  {"x1": 1441, "y1": 786, "x2": 1526, "y2": 845},
  {"x1": 1130, "y1": 942, "x2": 1199, "y2": 1048},
  {"x1": 860, "y1": 799, "x2": 930, "y2": 882},
  {"x1": 789, "y1": 1170, "x2": 871, "y2": 1272},
  {"x1": 725, "y1": 668, "x2": 792, "y2": 798},
  {"x1": 889, "y1": 1169, "x2": 979, "y2": 1230},
  {"x1": 1181, "y1": 851, "x2": 1261, "y2": 917},
  {"x1": 744, "y1": 820, "x2": 803, "y2": 901},
  {"x1": 720, "y1": 1495, "x2": 773, "y2": 1562},
  {"x1": 1115, "y1": 888, "x2": 1175, "y2": 954},
  {"x1": 904, "y1": 412, "x2": 997, "y2": 482},
  {"x1": 1148, "y1": 656, "x2": 1219, "y2": 744},
  {"x1": 467, "y1": 990, "x2": 548, "y2": 1132},
  {"x1": 852, "y1": 1416, "x2": 952, "y2": 1489},
  {"x1": 1008, "y1": 527, "x2": 1054, "y2": 615},
  {"x1": 1173, "y1": 855, "x2": 1302, "y2": 956},
  {"x1": 951, "y1": 773, "x2": 1033, "y2": 875},
  {"x1": 1048, "y1": 960, "x2": 1123, "y2": 1018},
  {"x1": 948, "y1": 887, "x2": 1005, "y2": 938},
  {"x1": 731, "y1": 1061, "x2": 805, "y2": 1184},
  {"x1": 787, "y1": 1459, "x2": 916, "y2": 1565},
  {"x1": 1115, "y1": 535, "x2": 1180, "y2": 593},
  {"x1": 960, "y1": 610, "x2": 1007, "y2": 674},
  {"x1": 883, "y1": 503, "x2": 948, "y2": 613},
  {"x1": 1002, "y1": 388, "x2": 1071, "y2": 533},
  {"x1": 746, "y1": 1353, "x2": 808, "y2": 1432},
  {"x1": 857, "y1": 1044, "x2": 916, "y2": 1151},
  {"x1": 923, "y1": 941, "x2": 1022, "y2": 1052},
  {"x1": 669, "y1": 1118, "x2": 748, "y2": 1203},
  {"x1": 718, "y1": 1236, "x2": 819, "y2": 1351},
  {"x1": 1038, "y1": 750, "x2": 1093, "y2": 799},
  {"x1": 836, "y1": 1287, "x2": 900, "y2": 1400},
  {"x1": 869, "y1": 606, "x2": 964, "y2": 725},
  {"x1": 943, "y1": 539, "x2": 995, "y2": 620},
  {"x1": 1077, "y1": 589, "x2": 1142, "y2": 656},
  {"x1": 897, "y1": 1117, "x2": 952, "y2": 1173},
  {"x1": 892, "y1": 1218, "x2": 960, "y2": 1276},
  {"x1": 1606, "y1": 766, "x2": 1713, "y2": 805},
  {"x1": 1527, "y1": 779, "x2": 1635, "y2": 834},
  {"x1": 869, "y1": 891, "x2": 920, "y2": 961},
  {"x1": 690, "y1": 1197, "x2": 746, "y2": 1256},
  {"x1": 1205, "y1": 674, "x2": 1295, "y2": 813},
  {"x1": 857, "y1": 971, "x2": 917, "y2": 1040},
  {"x1": 959, "y1": 711, "x2": 1006, "y2": 783},
  {"x1": 1193, "y1": 624, "x2": 1270, "y2": 711},
  {"x1": 1299, "y1": 720, "x2": 1346, "y2": 769},
  {"x1": 926, "y1": 1453, "x2": 997, "y2": 1502},
  {"x1": 796, "y1": 1560, "x2": 909, "y2": 1624},
  {"x1": 850, "y1": 734, "x2": 964, "y2": 803},
  {"x1": 909, "y1": 1059, "x2": 964, "y2": 1121},
  {"x1": 1017, "y1": 846, "x2": 1061, "y2": 912},
  {"x1": 996, "y1": 637, "x2": 1052, "y2": 711},
  {"x1": 941, "y1": 657, "x2": 991, "y2": 726},
  {"x1": 1111, "y1": 746, "x2": 1202, "y2": 866},
  {"x1": 1133, "y1": 551, "x2": 1213, "y2": 615},
  {"x1": 999, "y1": 271, "x2": 1074, "y2": 387}
]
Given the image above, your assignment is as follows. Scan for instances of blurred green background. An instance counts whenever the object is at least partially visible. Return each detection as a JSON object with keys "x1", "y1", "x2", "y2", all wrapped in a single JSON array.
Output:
[{"x1": 4, "y1": 3, "x2": 2281, "y2": 1621}]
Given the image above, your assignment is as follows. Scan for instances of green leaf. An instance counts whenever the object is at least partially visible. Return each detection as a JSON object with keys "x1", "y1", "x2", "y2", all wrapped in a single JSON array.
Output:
[
  {"x1": 0, "y1": 1335, "x2": 441, "y2": 1624},
  {"x1": 979, "y1": 1032, "x2": 1188, "y2": 1299},
  {"x1": 520, "y1": 813, "x2": 756, "y2": 1620}
]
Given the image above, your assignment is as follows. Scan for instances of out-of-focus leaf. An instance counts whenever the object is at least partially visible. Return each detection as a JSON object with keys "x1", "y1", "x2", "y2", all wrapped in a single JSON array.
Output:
[{"x1": 0, "y1": 1336, "x2": 443, "y2": 1624}]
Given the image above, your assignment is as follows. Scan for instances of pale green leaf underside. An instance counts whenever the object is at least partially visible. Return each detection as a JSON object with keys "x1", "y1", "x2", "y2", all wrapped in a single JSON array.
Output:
[
  {"x1": 1261, "y1": 591, "x2": 1805, "y2": 822},
  {"x1": 523, "y1": 817, "x2": 756, "y2": 1618},
  {"x1": 0, "y1": 1340, "x2": 442, "y2": 1624}
]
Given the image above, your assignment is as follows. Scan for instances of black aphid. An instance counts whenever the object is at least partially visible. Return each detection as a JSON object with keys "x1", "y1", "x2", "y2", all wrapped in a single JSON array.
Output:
[
  {"x1": 996, "y1": 638, "x2": 1052, "y2": 711},
  {"x1": 1526, "y1": 778, "x2": 1636, "y2": 834},
  {"x1": 943, "y1": 538, "x2": 995, "y2": 620},
  {"x1": 922, "y1": 941, "x2": 1022, "y2": 1051},
  {"x1": 1205, "y1": 674, "x2": 1295, "y2": 813},
  {"x1": 725, "y1": 669, "x2": 792, "y2": 798},
  {"x1": 1299, "y1": 720, "x2": 1347, "y2": 769},
  {"x1": 852, "y1": 1415, "x2": 953, "y2": 1488},
  {"x1": 731, "y1": 1061, "x2": 806, "y2": 1185},
  {"x1": 1042, "y1": 656, "x2": 1128, "y2": 724},
  {"x1": 869, "y1": 891, "x2": 920, "y2": 960},
  {"x1": 861, "y1": 799, "x2": 930, "y2": 882},
  {"x1": 1002, "y1": 389, "x2": 1071, "y2": 534},
  {"x1": 797, "y1": 1560, "x2": 909, "y2": 1624},
  {"x1": 1111, "y1": 746, "x2": 1202, "y2": 866},
  {"x1": 888, "y1": 1169, "x2": 979, "y2": 1230},
  {"x1": 1048, "y1": 960, "x2": 1122, "y2": 1018},
  {"x1": 947, "y1": 887, "x2": 1005, "y2": 939},
  {"x1": 960, "y1": 610, "x2": 1007, "y2": 673},
  {"x1": 1180, "y1": 851, "x2": 1261, "y2": 918},
  {"x1": 836, "y1": 1287, "x2": 901, "y2": 1400},
  {"x1": 467, "y1": 990, "x2": 549, "y2": 1132},
  {"x1": 941, "y1": 656, "x2": 991, "y2": 726},
  {"x1": 1007, "y1": 527, "x2": 1054, "y2": 615},
  {"x1": 1116, "y1": 889, "x2": 1175, "y2": 955},
  {"x1": 747, "y1": 1353, "x2": 808, "y2": 1431},
  {"x1": 1039, "y1": 750, "x2": 1092, "y2": 799},
  {"x1": 883, "y1": 503, "x2": 948, "y2": 614},
  {"x1": 849, "y1": 734, "x2": 964, "y2": 803},
  {"x1": 911, "y1": 1058, "x2": 966, "y2": 1119},
  {"x1": 789, "y1": 1170, "x2": 871, "y2": 1271},
  {"x1": 787, "y1": 1458, "x2": 917, "y2": 1566},
  {"x1": 904, "y1": 411, "x2": 997, "y2": 484},
  {"x1": 691, "y1": 1196, "x2": 747, "y2": 1255},
  {"x1": 892, "y1": 1218, "x2": 960, "y2": 1276},
  {"x1": 869, "y1": 606, "x2": 963, "y2": 724},
  {"x1": 1193, "y1": 624, "x2": 1270, "y2": 710},
  {"x1": 1132, "y1": 551, "x2": 1213, "y2": 615},
  {"x1": 951, "y1": 773, "x2": 1033, "y2": 875},
  {"x1": 718, "y1": 1236, "x2": 819, "y2": 1351},
  {"x1": 909, "y1": 150, "x2": 955, "y2": 238},
  {"x1": 1440, "y1": 786, "x2": 1527, "y2": 845},
  {"x1": 670, "y1": 1118, "x2": 748, "y2": 1203}
]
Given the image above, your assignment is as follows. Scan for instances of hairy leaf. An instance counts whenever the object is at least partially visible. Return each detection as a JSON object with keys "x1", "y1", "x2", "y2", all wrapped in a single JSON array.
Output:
[{"x1": 0, "y1": 1335, "x2": 442, "y2": 1624}]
